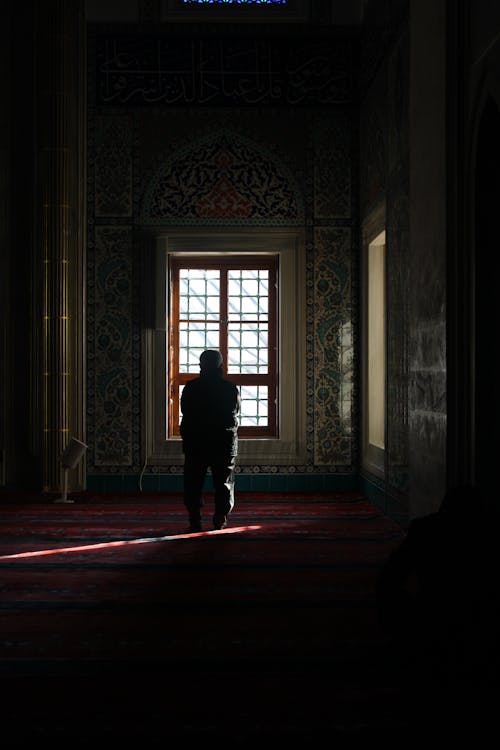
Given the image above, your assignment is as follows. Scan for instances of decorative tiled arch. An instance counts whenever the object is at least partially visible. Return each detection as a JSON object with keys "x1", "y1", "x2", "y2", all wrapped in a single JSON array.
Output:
[{"x1": 140, "y1": 130, "x2": 304, "y2": 226}]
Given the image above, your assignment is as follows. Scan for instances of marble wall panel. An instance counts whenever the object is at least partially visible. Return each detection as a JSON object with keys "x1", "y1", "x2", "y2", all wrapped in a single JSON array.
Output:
[
  {"x1": 387, "y1": 23, "x2": 409, "y2": 176},
  {"x1": 360, "y1": 13, "x2": 410, "y2": 507},
  {"x1": 386, "y1": 162, "x2": 409, "y2": 494},
  {"x1": 409, "y1": 411, "x2": 447, "y2": 515},
  {"x1": 360, "y1": 106, "x2": 386, "y2": 214}
]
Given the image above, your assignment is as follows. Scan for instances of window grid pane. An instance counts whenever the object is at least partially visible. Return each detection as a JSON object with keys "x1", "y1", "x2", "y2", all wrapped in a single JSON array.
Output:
[
  {"x1": 228, "y1": 270, "x2": 269, "y2": 321},
  {"x1": 180, "y1": 269, "x2": 220, "y2": 320},
  {"x1": 179, "y1": 322, "x2": 219, "y2": 372},
  {"x1": 239, "y1": 386, "x2": 268, "y2": 426},
  {"x1": 227, "y1": 322, "x2": 268, "y2": 374}
]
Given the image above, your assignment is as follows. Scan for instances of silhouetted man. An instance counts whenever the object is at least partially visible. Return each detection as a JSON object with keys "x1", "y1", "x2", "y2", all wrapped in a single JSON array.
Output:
[
  {"x1": 377, "y1": 484, "x2": 497, "y2": 687},
  {"x1": 180, "y1": 349, "x2": 240, "y2": 531}
]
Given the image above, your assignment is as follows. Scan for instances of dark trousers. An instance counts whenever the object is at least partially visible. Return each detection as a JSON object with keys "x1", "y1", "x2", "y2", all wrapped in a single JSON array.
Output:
[{"x1": 183, "y1": 455, "x2": 236, "y2": 517}]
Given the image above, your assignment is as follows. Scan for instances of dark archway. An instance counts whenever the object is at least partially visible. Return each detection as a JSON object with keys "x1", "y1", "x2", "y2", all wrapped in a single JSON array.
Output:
[{"x1": 474, "y1": 96, "x2": 500, "y2": 497}]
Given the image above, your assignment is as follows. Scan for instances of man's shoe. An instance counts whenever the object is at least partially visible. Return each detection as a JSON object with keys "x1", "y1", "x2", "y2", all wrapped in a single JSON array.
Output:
[
  {"x1": 188, "y1": 512, "x2": 202, "y2": 532},
  {"x1": 213, "y1": 513, "x2": 227, "y2": 530}
]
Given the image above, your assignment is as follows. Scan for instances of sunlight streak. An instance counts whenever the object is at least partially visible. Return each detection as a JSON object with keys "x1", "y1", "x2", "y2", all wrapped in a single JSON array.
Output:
[{"x1": 0, "y1": 525, "x2": 262, "y2": 560}]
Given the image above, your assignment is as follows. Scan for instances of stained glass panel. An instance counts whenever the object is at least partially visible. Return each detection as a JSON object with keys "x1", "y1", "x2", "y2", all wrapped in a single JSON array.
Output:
[{"x1": 182, "y1": 1, "x2": 286, "y2": 5}]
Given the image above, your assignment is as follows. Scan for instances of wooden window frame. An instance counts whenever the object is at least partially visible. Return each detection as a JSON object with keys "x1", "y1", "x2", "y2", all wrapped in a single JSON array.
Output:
[{"x1": 168, "y1": 255, "x2": 278, "y2": 438}]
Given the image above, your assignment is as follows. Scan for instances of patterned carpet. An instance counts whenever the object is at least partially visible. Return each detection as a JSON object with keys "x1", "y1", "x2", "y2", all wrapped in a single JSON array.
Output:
[{"x1": 0, "y1": 490, "x2": 486, "y2": 745}]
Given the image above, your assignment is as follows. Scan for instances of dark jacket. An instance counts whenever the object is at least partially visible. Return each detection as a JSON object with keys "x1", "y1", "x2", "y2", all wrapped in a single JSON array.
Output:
[{"x1": 180, "y1": 370, "x2": 240, "y2": 461}]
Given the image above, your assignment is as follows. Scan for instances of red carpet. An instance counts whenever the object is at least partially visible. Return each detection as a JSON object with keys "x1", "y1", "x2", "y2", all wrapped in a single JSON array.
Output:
[{"x1": 0, "y1": 490, "x2": 444, "y2": 744}]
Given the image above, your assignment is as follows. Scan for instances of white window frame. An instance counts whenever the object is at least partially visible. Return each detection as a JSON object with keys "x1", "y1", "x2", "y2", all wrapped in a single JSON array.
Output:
[
  {"x1": 142, "y1": 229, "x2": 306, "y2": 467},
  {"x1": 361, "y1": 204, "x2": 386, "y2": 479}
]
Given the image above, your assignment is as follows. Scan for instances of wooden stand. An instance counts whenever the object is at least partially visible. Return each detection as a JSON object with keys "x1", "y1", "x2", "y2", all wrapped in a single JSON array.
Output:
[
  {"x1": 54, "y1": 467, "x2": 74, "y2": 504},
  {"x1": 54, "y1": 438, "x2": 88, "y2": 503}
]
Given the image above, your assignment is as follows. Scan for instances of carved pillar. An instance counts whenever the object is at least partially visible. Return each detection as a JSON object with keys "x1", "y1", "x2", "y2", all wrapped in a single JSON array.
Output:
[{"x1": 36, "y1": 0, "x2": 86, "y2": 493}]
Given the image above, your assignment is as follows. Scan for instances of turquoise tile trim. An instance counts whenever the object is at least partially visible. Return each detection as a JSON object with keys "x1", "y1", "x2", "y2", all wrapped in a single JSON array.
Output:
[
  {"x1": 158, "y1": 475, "x2": 183, "y2": 492},
  {"x1": 358, "y1": 473, "x2": 408, "y2": 527},
  {"x1": 358, "y1": 474, "x2": 386, "y2": 510},
  {"x1": 87, "y1": 473, "x2": 358, "y2": 493},
  {"x1": 123, "y1": 475, "x2": 142, "y2": 491},
  {"x1": 140, "y1": 475, "x2": 161, "y2": 492},
  {"x1": 247, "y1": 475, "x2": 271, "y2": 491}
]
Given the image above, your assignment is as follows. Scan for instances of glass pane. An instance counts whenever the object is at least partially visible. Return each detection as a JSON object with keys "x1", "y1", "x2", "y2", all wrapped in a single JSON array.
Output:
[
  {"x1": 172, "y1": 261, "x2": 277, "y2": 437},
  {"x1": 239, "y1": 385, "x2": 268, "y2": 426},
  {"x1": 228, "y1": 269, "x2": 269, "y2": 321},
  {"x1": 242, "y1": 296, "x2": 258, "y2": 315},
  {"x1": 179, "y1": 268, "x2": 220, "y2": 321},
  {"x1": 227, "y1": 322, "x2": 268, "y2": 374},
  {"x1": 179, "y1": 322, "x2": 219, "y2": 372},
  {"x1": 241, "y1": 279, "x2": 259, "y2": 298}
]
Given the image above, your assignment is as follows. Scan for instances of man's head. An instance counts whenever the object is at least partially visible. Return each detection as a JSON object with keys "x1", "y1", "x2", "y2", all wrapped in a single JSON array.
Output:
[{"x1": 199, "y1": 349, "x2": 223, "y2": 372}]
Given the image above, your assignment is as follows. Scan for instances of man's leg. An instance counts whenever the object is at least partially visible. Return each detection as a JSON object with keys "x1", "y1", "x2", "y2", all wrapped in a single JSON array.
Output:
[
  {"x1": 183, "y1": 456, "x2": 207, "y2": 531},
  {"x1": 211, "y1": 461, "x2": 236, "y2": 529}
]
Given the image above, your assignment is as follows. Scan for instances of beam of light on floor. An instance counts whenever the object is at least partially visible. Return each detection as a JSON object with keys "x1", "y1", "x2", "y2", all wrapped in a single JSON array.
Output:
[{"x1": 0, "y1": 525, "x2": 262, "y2": 560}]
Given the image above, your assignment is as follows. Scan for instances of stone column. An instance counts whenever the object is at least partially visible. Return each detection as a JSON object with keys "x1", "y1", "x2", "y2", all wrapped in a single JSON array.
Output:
[
  {"x1": 36, "y1": 0, "x2": 86, "y2": 493},
  {"x1": 408, "y1": 0, "x2": 448, "y2": 518}
]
